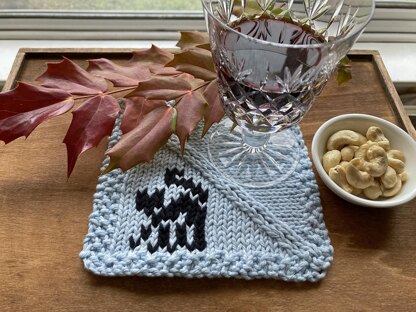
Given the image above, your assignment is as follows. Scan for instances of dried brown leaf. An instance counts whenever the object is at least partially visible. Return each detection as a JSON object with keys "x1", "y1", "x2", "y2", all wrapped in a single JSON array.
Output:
[
  {"x1": 165, "y1": 48, "x2": 217, "y2": 81},
  {"x1": 176, "y1": 31, "x2": 210, "y2": 50}
]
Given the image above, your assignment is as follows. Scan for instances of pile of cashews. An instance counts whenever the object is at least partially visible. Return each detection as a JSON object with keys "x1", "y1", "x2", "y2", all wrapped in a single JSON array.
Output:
[{"x1": 323, "y1": 126, "x2": 407, "y2": 200}]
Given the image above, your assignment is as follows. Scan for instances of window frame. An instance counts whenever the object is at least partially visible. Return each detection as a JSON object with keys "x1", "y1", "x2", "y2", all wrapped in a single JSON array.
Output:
[{"x1": 0, "y1": 2, "x2": 415, "y2": 41}]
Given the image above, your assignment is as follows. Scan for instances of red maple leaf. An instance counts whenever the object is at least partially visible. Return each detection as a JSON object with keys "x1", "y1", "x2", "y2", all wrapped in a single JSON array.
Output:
[
  {"x1": 0, "y1": 83, "x2": 74, "y2": 144},
  {"x1": 202, "y1": 80, "x2": 224, "y2": 136},
  {"x1": 175, "y1": 92, "x2": 207, "y2": 153},
  {"x1": 63, "y1": 94, "x2": 120, "y2": 177},
  {"x1": 104, "y1": 106, "x2": 176, "y2": 173},
  {"x1": 128, "y1": 44, "x2": 174, "y2": 65},
  {"x1": 87, "y1": 58, "x2": 152, "y2": 87},
  {"x1": 87, "y1": 45, "x2": 180, "y2": 88},
  {"x1": 120, "y1": 97, "x2": 166, "y2": 134},
  {"x1": 37, "y1": 57, "x2": 108, "y2": 95},
  {"x1": 127, "y1": 76, "x2": 192, "y2": 100}
]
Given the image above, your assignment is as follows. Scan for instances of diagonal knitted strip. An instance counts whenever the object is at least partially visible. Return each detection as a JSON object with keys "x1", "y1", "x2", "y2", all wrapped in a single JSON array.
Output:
[
  {"x1": 80, "y1": 115, "x2": 334, "y2": 282},
  {"x1": 166, "y1": 137, "x2": 325, "y2": 255}
]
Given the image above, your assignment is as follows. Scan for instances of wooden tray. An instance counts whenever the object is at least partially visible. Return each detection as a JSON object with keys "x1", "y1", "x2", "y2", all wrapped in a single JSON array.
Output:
[{"x1": 1, "y1": 49, "x2": 415, "y2": 311}]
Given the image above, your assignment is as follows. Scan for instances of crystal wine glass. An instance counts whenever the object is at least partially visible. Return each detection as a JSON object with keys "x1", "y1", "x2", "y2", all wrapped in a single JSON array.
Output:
[{"x1": 201, "y1": 0, "x2": 374, "y2": 187}]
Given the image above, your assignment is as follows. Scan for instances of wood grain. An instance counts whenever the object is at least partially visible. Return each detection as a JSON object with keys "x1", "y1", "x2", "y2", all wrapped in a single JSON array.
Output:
[{"x1": 1, "y1": 49, "x2": 415, "y2": 312}]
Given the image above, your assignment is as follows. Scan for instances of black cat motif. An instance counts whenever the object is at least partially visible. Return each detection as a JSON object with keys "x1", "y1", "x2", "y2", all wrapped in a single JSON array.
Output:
[{"x1": 129, "y1": 168, "x2": 208, "y2": 253}]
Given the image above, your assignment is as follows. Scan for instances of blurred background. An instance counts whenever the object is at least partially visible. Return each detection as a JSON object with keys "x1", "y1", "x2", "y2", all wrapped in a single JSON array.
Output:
[{"x1": 0, "y1": 0, "x2": 201, "y2": 10}]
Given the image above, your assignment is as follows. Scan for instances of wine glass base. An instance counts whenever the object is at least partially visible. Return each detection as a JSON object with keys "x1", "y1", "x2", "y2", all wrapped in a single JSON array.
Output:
[{"x1": 207, "y1": 119, "x2": 301, "y2": 188}]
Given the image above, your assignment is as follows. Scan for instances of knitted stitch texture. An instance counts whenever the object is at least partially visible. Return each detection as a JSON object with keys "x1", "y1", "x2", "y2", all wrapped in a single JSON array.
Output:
[{"x1": 80, "y1": 119, "x2": 333, "y2": 282}]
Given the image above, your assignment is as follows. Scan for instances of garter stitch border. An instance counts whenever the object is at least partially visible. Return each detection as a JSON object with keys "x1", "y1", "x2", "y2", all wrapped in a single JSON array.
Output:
[{"x1": 80, "y1": 117, "x2": 334, "y2": 282}]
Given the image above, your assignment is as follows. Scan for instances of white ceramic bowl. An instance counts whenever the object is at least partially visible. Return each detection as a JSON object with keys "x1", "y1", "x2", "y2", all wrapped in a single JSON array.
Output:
[{"x1": 311, "y1": 114, "x2": 416, "y2": 208}]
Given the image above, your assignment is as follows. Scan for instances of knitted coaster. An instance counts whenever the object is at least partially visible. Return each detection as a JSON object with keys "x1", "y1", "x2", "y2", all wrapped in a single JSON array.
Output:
[{"x1": 80, "y1": 119, "x2": 333, "y2": 282}]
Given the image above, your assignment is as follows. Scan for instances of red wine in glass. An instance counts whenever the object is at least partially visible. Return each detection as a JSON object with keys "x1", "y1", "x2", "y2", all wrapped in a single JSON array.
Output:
[{"x1": 215, "y1": 17, "x2": 328, "y2": 133}]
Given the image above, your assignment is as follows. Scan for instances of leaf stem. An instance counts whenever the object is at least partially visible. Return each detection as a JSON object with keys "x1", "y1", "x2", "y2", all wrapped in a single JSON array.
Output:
[
  {"x1": 171, "y1": 80, "x2": 213, "y2": 103},
  {"x1": 193, "y1": 80, "x2": 212, "y2": 92},
  {"x1": 73, "y1": 86, "x2": 136, "y2": 100}
]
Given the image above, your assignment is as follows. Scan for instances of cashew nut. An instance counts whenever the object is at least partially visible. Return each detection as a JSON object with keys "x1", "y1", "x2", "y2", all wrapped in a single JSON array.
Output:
[
  {"x1": 388, "y1": 158, "x2": 405, "y2": 174},
  {"x1": 380, "y1": 166, "x2": 397, "y2": 189},
  {"x1": 340, "y1": 145, "x2": 359, "y2": 161},
  {"x1": 351, "y1": 187, "x2": 362, "y2": 196},
  {"x1": 327, "y1": 130, "x2": 367, "y2": 151},
  {"x1": 346, "y1": 158, "x2": 374, "y2": 189},
  {"x1": 362, "y1": 145, "x2": 388, "y2": 177},
  {"x1": 376, "y1": 140, "x2": 390, "y2": 151},
  {"x1": 381, "y1": 178, "x2": 402, "y2": 197},
  {"x1": 323, "y1": 150, "x2": 341, "y2": 173},
  {"x1": 387, "y1": 148, "x2": 405, "y2": 173},
  {"x1": 354, "y1": 141, "x2": 376, "y2": 159},
  {"x1": 399, "y1": 171, "x2": 408, "y2": 182},
  {"x1": 366, "y1": 126, "x2": 390, "y2": 150},
  {"x1": 387, "y1": 149, "x2": 405, "y2": 162},
  {"x1": 329, "y1": 165, "x2": 353, "y2": 193},
  {"x1": 363, "y1": 180, "x2": 382, "y2": 200},
  {"x1": 340, "y1": 161, "x2": 349, "y2": 169}
]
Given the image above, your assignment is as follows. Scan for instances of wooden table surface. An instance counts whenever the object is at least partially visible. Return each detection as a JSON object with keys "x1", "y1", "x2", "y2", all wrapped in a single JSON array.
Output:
[{"x1": 1, "y1": 49, "x2": 415, "y2": 312}]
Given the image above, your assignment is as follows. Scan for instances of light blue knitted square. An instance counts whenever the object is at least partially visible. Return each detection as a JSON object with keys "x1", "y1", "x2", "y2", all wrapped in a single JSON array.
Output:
[{"x1": 80, "y1": 119, "x2": 333, "y2": 282}]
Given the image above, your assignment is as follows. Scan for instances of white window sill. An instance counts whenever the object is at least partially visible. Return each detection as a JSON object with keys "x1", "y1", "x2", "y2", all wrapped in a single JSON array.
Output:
[{"x1": 0, "y1": 39, "x2": 177, "y2": 83}]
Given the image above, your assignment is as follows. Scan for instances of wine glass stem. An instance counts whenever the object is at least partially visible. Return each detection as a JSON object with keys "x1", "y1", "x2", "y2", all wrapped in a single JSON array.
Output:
[{"x1": 241, "y1": 128, "x2": 271, "y2": 148}]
